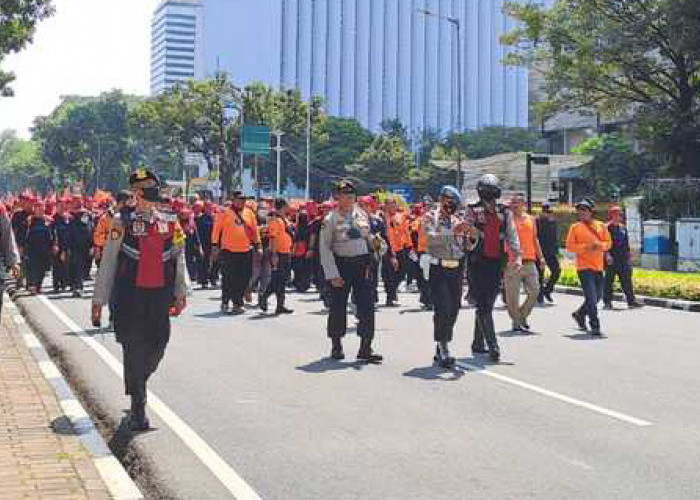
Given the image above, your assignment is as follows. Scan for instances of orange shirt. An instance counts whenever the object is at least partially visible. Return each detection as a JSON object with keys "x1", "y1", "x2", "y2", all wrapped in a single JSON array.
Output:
[
  {"x1": 411, "y1": 218, "x2": 428, "y2": 253},
  {"x1": 212, "y1": 207, "x2": 260, "y2": 253},
  {"x1": 513, "y1": 214, "x2": 538, "y2": 261},
  {"x1": 268, "y1": 216, "x2": 293, "y2": 254},
  {"x1": 93, "y1": 213, "x2": 112, "y2": 248},
  {"x1": 386, "y1": 212, "x2": 411, "y2": 253},
  {"x1": 565, "y1": 220, "x2": 612, "y2": 272}
]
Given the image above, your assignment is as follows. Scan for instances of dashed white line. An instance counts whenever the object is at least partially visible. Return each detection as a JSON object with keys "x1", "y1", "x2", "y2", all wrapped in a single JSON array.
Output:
[
  {"x1": 456, "y1": 361, "x2": 653, "y2": 427},
  {"x1": 38, "y1": 295, "x2": 263, "y2": 500},
  {"x1": 38, "y1": 359, "x2": 62, "y2": 380}
]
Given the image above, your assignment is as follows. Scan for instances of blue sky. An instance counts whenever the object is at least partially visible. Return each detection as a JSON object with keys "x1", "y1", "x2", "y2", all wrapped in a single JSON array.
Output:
[{"x1": 0, "y1": 0, "x2": 160, "y2": 137}]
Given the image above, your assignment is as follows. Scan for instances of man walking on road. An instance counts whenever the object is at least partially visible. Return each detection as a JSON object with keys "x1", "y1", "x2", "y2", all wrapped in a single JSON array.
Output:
[
  {"x1": 260, "y1": 198, "x2": 294, "y2": 315},
  {"x1": 604, "y1": 205, "x2": 643, "y2": 310},
  {"x1": 567, "y1": 199, "x2": 612, "y2": 336},
  {"x1": 537, "y1": 202, "x2": 561, "y2": 304},
  {"x1": 212, "y1": 191, "x2": 261, "y2": 315},
  {"x1": 91, "y1": 169, "x2": 188, "y2": 431},
  {"x1": 504, "y1": 194, "x2": 544, "y2": 332},
  {"x1": 320, "y1": 180, "x2": 383, "y2": 363},
  {"x1": 465, "y1": 175, "x2": 521, "y2": 362}
]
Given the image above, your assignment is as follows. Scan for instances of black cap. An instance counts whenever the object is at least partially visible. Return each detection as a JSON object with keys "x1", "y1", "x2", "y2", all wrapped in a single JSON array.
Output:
[
  {"x1": 575, "y1": 198, "x2": 595, "y2": 211},
  {"x1": 115, "y1": 190, "x2": 132, "y2": 204},
  {"x1": 274, "y1": 197, "x2": 288, "y2": 211},
  {"x1": 129, "y1": 168, "x2": 160, "y2": 187},
  {"x1": 230, "y1": 190, "x2": 247, "y2": 200},
  {"x1": 335, "y1": 179, "x2": 356, "y2": 194}
]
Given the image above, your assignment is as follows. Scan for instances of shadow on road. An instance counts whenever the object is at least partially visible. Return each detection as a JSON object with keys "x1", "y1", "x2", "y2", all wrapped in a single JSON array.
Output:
[
  {"x1": 458, "y1": 356, "x2": 516, "y2": 368},
  {"x1": 193, "y1": 311, "x2": 232, "y2": 319},
  {"x1": 399, "y1": 308, "x2": 430, "y2": 315},
  {"x1": 296, "y1": 358, "x2": 367, "y2": 373},
  {"x1": 498, "y1": 329, "x2": 539, "y2": 338},
  {"x1": 403, "y1": 365, "x2": 464, "y2": 381},
  {"x1": 563, "y1": 333, "x2": 608, "y2": 341}
]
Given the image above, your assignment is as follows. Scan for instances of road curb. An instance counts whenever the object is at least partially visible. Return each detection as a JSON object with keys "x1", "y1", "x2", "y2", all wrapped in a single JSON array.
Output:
[
  {"x1": 4, "y1": 296, "x2": 143, "y2": 500},
  {"x1": 554, "y1": 286, "x2": 700, "y2": 313}
]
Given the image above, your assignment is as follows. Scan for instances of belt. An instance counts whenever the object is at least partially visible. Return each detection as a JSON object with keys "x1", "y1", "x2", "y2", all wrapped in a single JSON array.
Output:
[
  {"x1": 429, "y1": 257, "x2": 461, "y2": 269},
  {"x1": 523, "y1": 259, "x2": 537, "y2": 264}
]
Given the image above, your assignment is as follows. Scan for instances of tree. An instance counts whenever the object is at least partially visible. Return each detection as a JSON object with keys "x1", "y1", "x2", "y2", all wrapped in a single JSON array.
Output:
[
  {"x1": 571, "y1": 133, "x2": 660, "y2": 199},
  {"x1": 443, "y1": 126, "x2": 541, "y2": 160},
  {"x1": 0, "y1": 0, "x2": 54, "y2": 95},
  {"x1": 416, "y1": 128, "x2": 443, "y2": 167},
  {"x1": 503, "y1": 0, "x2": 700, "y2": 175},
  {"x1": 356, "y1": 134, "x2": 414, "y2": 188},
  {"x1": 380, "y1": 118, "x2": 410, "y2": 148},
  {"x1": 0, "y1": 132, "x2": 50, "y2": 193}
]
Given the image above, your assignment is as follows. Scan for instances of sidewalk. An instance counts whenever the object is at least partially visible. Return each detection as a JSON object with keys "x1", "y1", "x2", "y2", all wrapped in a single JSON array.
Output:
[{"x1": 0, "y1": 299, "x2": 137, "y2": 499}]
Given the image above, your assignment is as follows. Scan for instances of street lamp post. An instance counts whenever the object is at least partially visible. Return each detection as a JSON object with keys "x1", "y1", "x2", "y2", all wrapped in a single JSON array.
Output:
[
  {"x1": 305, "y1": 103, "x2": 311, "y2": 200},
  {"x1": 416, "y1": 8, "x2": 463, "y2": 190},
  {"x1": 273, "y1": 130, "x2": 285, "y2": 197}
]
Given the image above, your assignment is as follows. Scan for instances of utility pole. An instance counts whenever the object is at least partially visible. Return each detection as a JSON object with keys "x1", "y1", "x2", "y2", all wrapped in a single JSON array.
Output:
[
  {"x1": 305, "y1": 103, "x2": 311, "y2": 200},
  {"x1": 273, "y1": 130, "x2": 284, "y2": 197},
  {"x1": 417, "y1": 8, "x2": 462, "y2": 190}
]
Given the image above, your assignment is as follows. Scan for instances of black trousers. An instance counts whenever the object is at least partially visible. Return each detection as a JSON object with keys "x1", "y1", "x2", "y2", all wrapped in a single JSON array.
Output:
[
  {"x1": 429, "y1": 264, "x2": 463, "y2": 342},
  {"x1": 292, "y1": 256, "x2": 312, "y2": 292},
  {"x1": 577, "y1": 270, "x2": 604, "y2": 330},
  {"x1": 469, "y1": 258, "x2": 504, "y2": 352},
  {"x1": 328, "y1": 255, "x2": 375, "y2": 340},
  {"x1": 26, "y1": 254, "x2": 50, "y2": 289},
  {"x1": 199, "y1": 247, "x2": 214, "y2": 286},
  {"x1": 220, "y1": 250, "x2": 253, "y2": 307},
  {"x1": 604, "y1": 260, "x2": 636, "y2": 305},
  {"x1": 68, "y1": 251, "x2": 88, "y2": 291},
  {"x1": 263, "y1": 253, "x2": 291, "y2": 308},
  {"x1": 538, "y1": 253, "x2": 561, "y2": 299},
  {"x1": 114, "y1": 287, "x2": 171, "y2": 401},
  {"x1": 382, "y1": 249, "x2": 406, "y2": 302},
  {"x1": 52, "y1": 253, "x2": 68, "y2": 290}
]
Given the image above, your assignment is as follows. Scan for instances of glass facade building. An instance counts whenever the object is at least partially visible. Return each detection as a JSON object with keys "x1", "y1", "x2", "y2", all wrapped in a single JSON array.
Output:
[
  {"x1": 201, "y1": 0, "x2": 529, "y2": 133},
  {"x1": 150, "y1": 0, "x2": 205, "y2": 95}
]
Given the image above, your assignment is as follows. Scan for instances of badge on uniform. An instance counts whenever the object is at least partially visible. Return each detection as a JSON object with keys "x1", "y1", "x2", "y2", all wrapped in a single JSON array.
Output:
[
  {"x1": 132, "y1": 220, "x2": 147, "y2": 236},
  {"x1": 81, "y1": 214, "x2": 89, "y2": 224},
  {"x1": 157, "y1": 221, "x2": 169, "y2": 234}
]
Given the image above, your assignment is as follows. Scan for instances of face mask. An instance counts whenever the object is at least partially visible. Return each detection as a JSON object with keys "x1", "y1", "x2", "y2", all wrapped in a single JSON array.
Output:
[{"x1": 142, "y1": 187, "x2": 161, "y2": 202}]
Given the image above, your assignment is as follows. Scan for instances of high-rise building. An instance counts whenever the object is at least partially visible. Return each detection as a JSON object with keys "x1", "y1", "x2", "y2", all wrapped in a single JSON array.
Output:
[
  {"x1": 201, "y1": 0, "x2": 529, "y2": 133},
  {"x1": 150, "y1": 0, "x2": 205, "y2": 95}
]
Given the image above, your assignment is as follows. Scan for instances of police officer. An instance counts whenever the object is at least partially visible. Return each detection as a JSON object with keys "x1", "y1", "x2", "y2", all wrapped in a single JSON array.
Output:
[
  {"x1": 424, "y1": 186, "x2": 470, "y2": 368},
  {"x1": 465, "y1": 175, "x2": 521, "y2": 362},
  {"x1": 91, "y1": 169, "x2": 188, "y2": 431},
  {"x1": 319, "y1": 180, "x2": 383, "y2": 363}
]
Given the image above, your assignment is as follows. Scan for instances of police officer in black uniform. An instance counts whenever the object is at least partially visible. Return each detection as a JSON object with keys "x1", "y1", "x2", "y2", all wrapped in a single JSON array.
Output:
[
  {"x1": 92, "y1": 169, "x2": 188, "y2": 431},
  {"x1": 465, "y1": 175, "x2": 521, "y2": 362}
]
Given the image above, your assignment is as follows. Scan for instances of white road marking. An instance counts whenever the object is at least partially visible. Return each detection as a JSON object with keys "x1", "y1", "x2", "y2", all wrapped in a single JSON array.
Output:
[
  {"x1": 23, "y1": 332, "x2": 41, "y2": 349},
  {"x1": 94, "y1": 456, "x2": 143, "y2": 500},
  {"x1": 60, "y1": 398, "x2": 90, "y2": 422},
  {"x1": 456, "y1": 361, "x2": 653, "y2": 427},
  {"x1": 13, "y1": 313, "x2": 25, "y2": 324},
  {"x1": 38, "y1": 295, "x2": 263, "y2": 500}
]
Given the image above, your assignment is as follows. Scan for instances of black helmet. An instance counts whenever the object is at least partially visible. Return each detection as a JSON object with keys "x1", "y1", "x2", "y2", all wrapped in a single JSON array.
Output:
[{"x1": 476, "y1": 174, "x2": 502, "y2": 202}]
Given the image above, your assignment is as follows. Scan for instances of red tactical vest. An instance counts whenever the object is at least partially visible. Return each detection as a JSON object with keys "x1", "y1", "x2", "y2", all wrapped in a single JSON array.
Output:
[{"x1": 116, "y1": 215, "x2": 177, "y2": 290}]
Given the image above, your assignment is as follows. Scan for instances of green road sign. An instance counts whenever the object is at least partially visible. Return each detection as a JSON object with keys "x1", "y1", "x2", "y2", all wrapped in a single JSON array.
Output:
[{"x1": 241, "y1": 126, "x2": 270, "y2": 157}]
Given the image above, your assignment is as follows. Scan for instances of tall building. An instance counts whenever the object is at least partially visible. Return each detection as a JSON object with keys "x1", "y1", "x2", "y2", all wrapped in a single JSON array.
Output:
[
  {"x1": 201, "y1": 0, "x2": 529, "y2": 133},
  {"x1": 150, "y1": 0, "x2": 205, "y2": 95}
]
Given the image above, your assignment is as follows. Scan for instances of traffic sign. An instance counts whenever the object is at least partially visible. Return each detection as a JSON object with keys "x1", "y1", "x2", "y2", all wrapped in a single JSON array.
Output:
[{"x1": 241, "y1": 126, "x2": 270, "y2": 157}]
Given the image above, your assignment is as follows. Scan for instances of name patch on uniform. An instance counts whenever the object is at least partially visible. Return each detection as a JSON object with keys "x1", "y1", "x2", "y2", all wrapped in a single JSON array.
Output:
[
  {"x1": 157, "y1": 221, "x2": 169, "y2": 234},
  {"x1": 132, "y1": 220, "x2": 147, "y2": 236}
]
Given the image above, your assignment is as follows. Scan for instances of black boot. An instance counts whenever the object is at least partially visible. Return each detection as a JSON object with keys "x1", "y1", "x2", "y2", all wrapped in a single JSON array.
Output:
[
  {"x1": 129, "y1": 396, "x2": 150, "y2": 432},
  {"x1": 433, "y1": 342, "x2": 455, "y2": 368},
  {"x1": 357, "y1": 338, "x2": 383, "y2": 363},
  {"x1": 330, "y1": 338, "x2": 344, "y2": 360}
]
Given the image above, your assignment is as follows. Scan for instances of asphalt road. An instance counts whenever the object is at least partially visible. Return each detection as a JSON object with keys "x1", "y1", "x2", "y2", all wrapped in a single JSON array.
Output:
[{"x1": 14, "y1": 278, "x2": 700, "y2": 500}]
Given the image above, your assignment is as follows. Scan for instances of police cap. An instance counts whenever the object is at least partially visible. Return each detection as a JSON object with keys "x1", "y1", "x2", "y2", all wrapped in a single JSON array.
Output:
[
  {"x1": 334, "y1": 179, "x2": 356, "y2": 194},
  {"x1": 129, "y1": 168, "x2": 160, "y2": 187}
]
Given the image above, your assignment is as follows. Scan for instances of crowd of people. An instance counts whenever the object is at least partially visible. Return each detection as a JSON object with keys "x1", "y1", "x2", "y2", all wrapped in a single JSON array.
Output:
[{"x1": 0, "y1": 170, "x2": 642, "y2": 430}]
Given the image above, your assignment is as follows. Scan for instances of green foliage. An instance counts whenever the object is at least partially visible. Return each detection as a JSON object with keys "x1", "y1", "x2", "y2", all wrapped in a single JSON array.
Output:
[
  {"x1": 0, "y1": 0, "x2": 54, "y2": 95},
  {"x1": 0, "y1": 131, "x2": 50, "y2": 192},
  {"x1": 559, "y1": 263, "x2": 700, "y2": 301},
  {"x1": 641, "y1": 181, "x2": 700, "y2": 220},
  {"x1": 571, "y1": 134, "x2": 660, "y2": 200},
  {"x1": 356, "y1": 134, "x2": 414, "y2": 187},
  {"x1": 444, "y1": 126, "x2": 541, "y2": 160},
  {"x1": 503, "y1": 0, "x2": 700, "y2": 175}
]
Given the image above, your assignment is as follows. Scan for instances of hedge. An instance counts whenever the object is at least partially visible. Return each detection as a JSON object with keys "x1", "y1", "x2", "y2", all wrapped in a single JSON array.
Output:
[{"x1": 558, "y1": 263, "x2": 700, "y2": 302}]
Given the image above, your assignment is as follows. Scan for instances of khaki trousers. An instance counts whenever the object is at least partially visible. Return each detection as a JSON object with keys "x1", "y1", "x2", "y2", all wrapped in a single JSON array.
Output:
[{"x1": 504, "y1": 262, "x2": 540, "y2": 327}]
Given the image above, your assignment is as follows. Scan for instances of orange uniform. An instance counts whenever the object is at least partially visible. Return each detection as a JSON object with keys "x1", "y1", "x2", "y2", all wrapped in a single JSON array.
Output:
[
  {"x1": 93, "y1": 212, "x2": 113, "y2": 248},
  {"x1": 268, "y1": 216, "x2": 293, "y2": 254},
  {"x1": 411, "y1": 218, "x2": 428, "y2": 254},
  {"x1": 512, "y1": 214, "x2": 539, "y2": 262},
  {"x1": 386, "y1": 212, "x2": 411, "y2": 253},
  {"x1": 566, "y1": 220, "x2": 612, "y2": 272},
  {"x1": 212, "y1": 207, "x2": 260, "y2": 253}
]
